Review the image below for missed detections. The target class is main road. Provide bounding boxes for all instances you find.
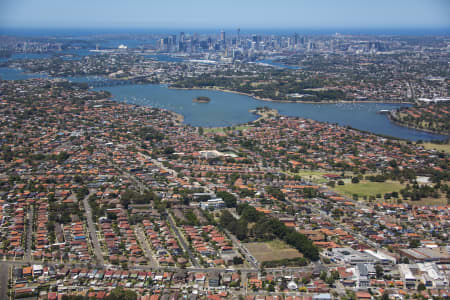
[224,229,259,269]
[82,192,105,267]
[0,263,9,300]
[287,181,380,250]
[25,206,34,261]
[167,214,200,268]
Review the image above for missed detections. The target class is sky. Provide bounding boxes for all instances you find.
[0,0,449,30]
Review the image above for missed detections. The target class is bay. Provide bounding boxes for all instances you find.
[97,84,446,141]
[0,65,445,141]
[0,67,49,80]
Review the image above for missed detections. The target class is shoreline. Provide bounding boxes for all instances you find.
[1,65,412,105]
[387,112,449,137]
[2,67,444,139]
[169,86,412,104]
[170,111,184,124]
[250,107,280,123]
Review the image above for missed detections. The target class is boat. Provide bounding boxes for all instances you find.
[377,109,391,114]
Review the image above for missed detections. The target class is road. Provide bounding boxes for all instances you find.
[115,153,204,269]
[167,214,200,268]
[25,206,34,262]
[82,192,105,267]
[0,263,9,300]
[134,225,159,268]
[0,257,318,275]
[285,183,380,250]
[224,229,259,269]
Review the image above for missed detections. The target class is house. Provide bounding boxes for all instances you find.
[313,294,332,300]
[356,291,372,300]
[32,264,43,277]
[195,273,206,283]
[172,271,187,284]
[209,273,220,288]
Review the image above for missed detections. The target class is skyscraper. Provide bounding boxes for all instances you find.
[179,32,186,52]
[220,30,226,42]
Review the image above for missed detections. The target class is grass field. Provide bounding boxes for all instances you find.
[204,125,251,134]
[286,169,341,184]
[245,240,303,262]
[333,180,405,198]
[403,198,448,206]
[422,143,450,154]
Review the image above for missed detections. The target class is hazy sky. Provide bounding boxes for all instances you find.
[1,0,449,29]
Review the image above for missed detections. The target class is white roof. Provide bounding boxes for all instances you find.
[399,264,415,280]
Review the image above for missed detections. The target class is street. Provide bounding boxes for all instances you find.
[0,263,9,300]
[167,214,200,268]
[82,192,105,267]
[134,225,159,268]
[25,207,34,262]
[224,229,259,269]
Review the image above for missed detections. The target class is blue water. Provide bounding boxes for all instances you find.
[58,49,100,59]
[0,53,51,62]
[143,54,184,62]
[0,66,446,141]
[95,84,446,141]
[64,75,111,83]
[0,51,98,63]
[0,67,49,80]
[256,59,300,70]
[99,39,157,49]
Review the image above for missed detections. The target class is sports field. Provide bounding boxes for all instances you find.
[245,240,303,262]
[333,180,404,198]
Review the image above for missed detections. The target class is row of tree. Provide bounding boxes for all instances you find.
[220,204,319,261]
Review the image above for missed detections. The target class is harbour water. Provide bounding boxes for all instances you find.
[0,66,446,141]
[98,84,446,141]
[256,59,300,70]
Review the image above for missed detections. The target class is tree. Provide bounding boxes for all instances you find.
[351,177,360,184]
[375,264,384,279]
[62,296,86,300]
[216,191,237,208]
[417,282,426,291]
[105,287,137,300]
[409,239,421,248]
[233,256,244,265]
[57,151,70,163]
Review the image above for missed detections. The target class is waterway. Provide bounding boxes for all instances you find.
[256,59,300,70]
[97,84,446,141]
[0,66,446,141]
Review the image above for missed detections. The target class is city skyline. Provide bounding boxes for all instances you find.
[1,0,449,30]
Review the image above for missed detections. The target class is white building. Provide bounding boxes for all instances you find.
[200,198,225,210]
[417,263,448,288]
[364,249,397,264]
[399,264,416,289]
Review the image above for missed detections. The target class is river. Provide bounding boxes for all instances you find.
[0,66,446,141]
[97,84,445,141]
